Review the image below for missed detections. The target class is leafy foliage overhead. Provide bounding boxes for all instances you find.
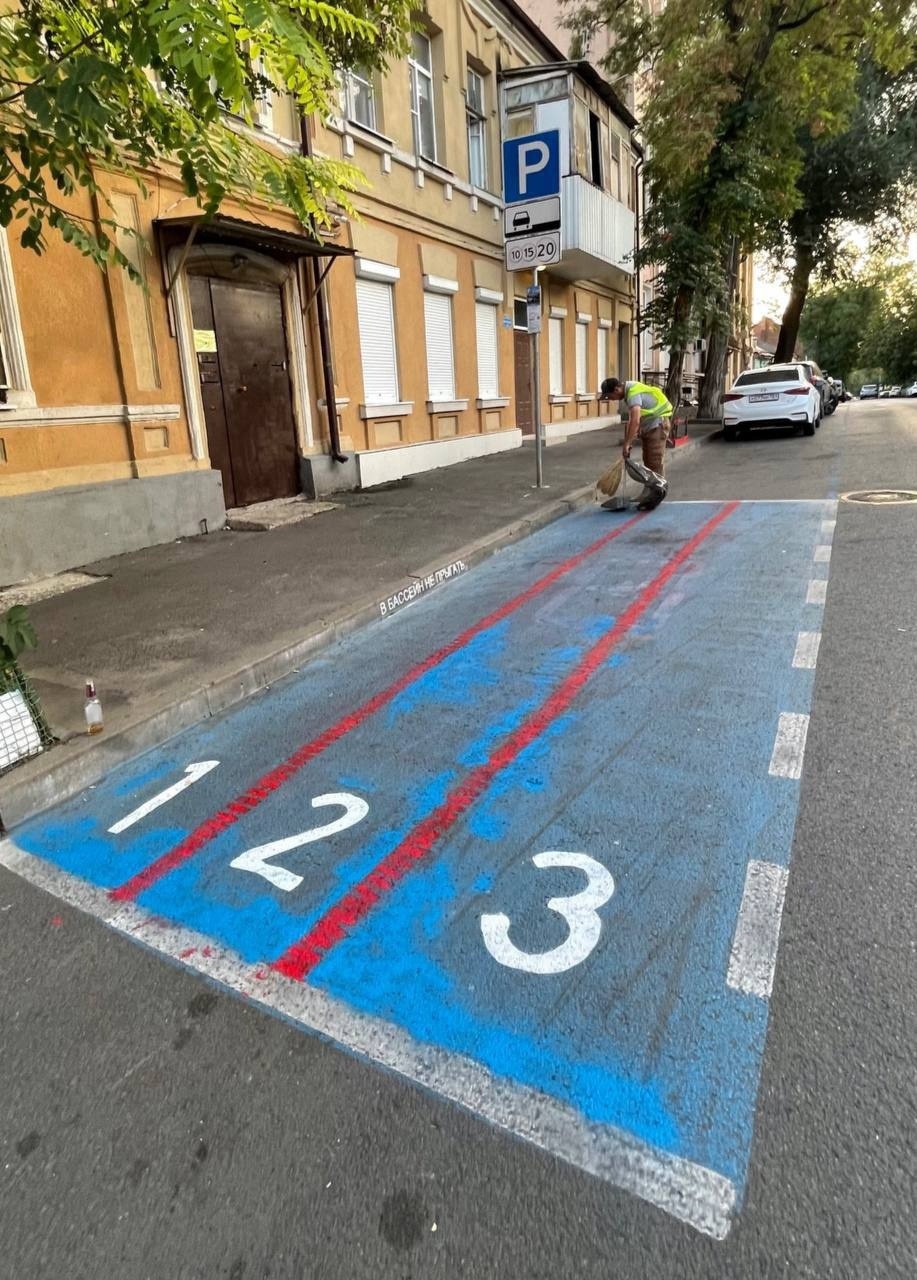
[0,0,413,274]
[565,0,916,386]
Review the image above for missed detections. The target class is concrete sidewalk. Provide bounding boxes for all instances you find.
[0,425,717,827]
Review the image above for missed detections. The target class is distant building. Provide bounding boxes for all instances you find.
[752,316,803,367]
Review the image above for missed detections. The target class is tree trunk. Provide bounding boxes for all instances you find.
[774,244,815,363]
[698,239,740,419]
[699,325,729,418]
[664,284,694,404]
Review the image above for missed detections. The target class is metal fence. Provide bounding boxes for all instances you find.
[0,661,54,775]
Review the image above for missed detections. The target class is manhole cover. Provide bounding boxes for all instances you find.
[841,489,917,505]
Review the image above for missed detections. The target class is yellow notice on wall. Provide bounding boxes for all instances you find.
[193,329,217,353]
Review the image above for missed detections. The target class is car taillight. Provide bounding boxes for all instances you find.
[723,392,744,401]
[785,388,810,396]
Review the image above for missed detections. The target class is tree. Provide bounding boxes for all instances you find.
[0,0,412,276]
[566,0,915,402]
[799,281,882,381]
[859,264,917,385]
[771,57,917,363]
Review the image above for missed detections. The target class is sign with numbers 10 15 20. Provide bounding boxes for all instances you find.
[505,231,560,272]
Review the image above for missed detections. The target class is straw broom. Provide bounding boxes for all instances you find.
[595,456,624,498]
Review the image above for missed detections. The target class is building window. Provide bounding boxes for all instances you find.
[549,316,564,395]
[424,290,455,402]
[575,321,589,393]
[345,67,376,130]
[475,301,499,398]
[466,68,487,189]
[409,32,437,162]
[251,55,273,131]
[588,112,602,187]
[504,107,535,140]
[641,288,653,372]
[609,134,622,202]
[356,277,399,403]
[627,160,637,212]
[597,325,609,394]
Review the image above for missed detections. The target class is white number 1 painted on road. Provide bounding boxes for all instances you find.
[230,792,369,892]
[481,852,615,974]
[108,761,220,834]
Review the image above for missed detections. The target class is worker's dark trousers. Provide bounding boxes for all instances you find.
[638,419,669,500]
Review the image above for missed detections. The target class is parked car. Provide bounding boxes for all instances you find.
[798,359,832,416]
[889,385,902,397]
[860,383,880,398]
[906,382,917,397]
[880,387,892,397]
[722,364,821,440]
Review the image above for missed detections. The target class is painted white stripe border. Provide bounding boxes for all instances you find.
[727,860,789,1000]
[0,838,737,1240]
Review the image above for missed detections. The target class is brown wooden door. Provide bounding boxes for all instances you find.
[513,330,533,434]
[189,275,299,508]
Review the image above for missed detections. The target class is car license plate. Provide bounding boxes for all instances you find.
[749,393,779,402]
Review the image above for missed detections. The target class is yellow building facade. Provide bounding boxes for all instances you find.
[0,0,641,583]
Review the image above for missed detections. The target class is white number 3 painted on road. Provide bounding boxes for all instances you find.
[230,792,369,892]
[480,852,615,975]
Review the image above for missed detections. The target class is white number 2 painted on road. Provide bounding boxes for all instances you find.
[480,852,615,975]
[229,792,369,892]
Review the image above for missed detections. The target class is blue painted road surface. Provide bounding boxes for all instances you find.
[3,499,836,1237]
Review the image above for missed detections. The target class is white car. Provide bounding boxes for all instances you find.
[722,364,821,440]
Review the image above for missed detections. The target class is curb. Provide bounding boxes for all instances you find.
[0,431,712,830]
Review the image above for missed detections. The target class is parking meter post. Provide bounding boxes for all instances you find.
[526,278,545,489]
[533,330,544,488]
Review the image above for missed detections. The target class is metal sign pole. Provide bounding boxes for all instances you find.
[527,275,545,488]
[533,329,544,489]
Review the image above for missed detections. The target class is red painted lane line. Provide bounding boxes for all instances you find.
[273,501,740,981]
[111,512,645,903]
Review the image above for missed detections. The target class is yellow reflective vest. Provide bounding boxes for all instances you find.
[625,381,673,419]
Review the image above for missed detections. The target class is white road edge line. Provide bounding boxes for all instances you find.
[813,545,832,563]
[792,631,821,670]
[768,712,810,780]
[727,860,789,1000]
[0,837,737,1240]
[820,518,836,534]
[806,579,828,605]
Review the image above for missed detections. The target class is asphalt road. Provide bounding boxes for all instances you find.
[2,399,916,1279]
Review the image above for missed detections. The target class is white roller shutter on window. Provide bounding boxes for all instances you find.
[424,290,456,401]
[576,322,588,393]
[597,326,609,393]
[475,302,499,398]
[356,278,399,403]
[549,316,564,395]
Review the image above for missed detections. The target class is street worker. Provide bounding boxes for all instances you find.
[599,376,672,510]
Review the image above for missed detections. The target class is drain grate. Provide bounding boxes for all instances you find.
[841,489,917,505]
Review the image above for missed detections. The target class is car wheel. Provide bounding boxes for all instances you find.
[803,420,816,436]
[723,426,738,442]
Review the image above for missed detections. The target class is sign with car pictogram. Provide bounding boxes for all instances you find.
[502,196,561,238]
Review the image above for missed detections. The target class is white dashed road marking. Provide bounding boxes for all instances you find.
[727,860,790,999]
[792,631,821,670]
[768,712,810,780]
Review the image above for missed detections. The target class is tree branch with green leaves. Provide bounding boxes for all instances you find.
[0,0,413,277]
